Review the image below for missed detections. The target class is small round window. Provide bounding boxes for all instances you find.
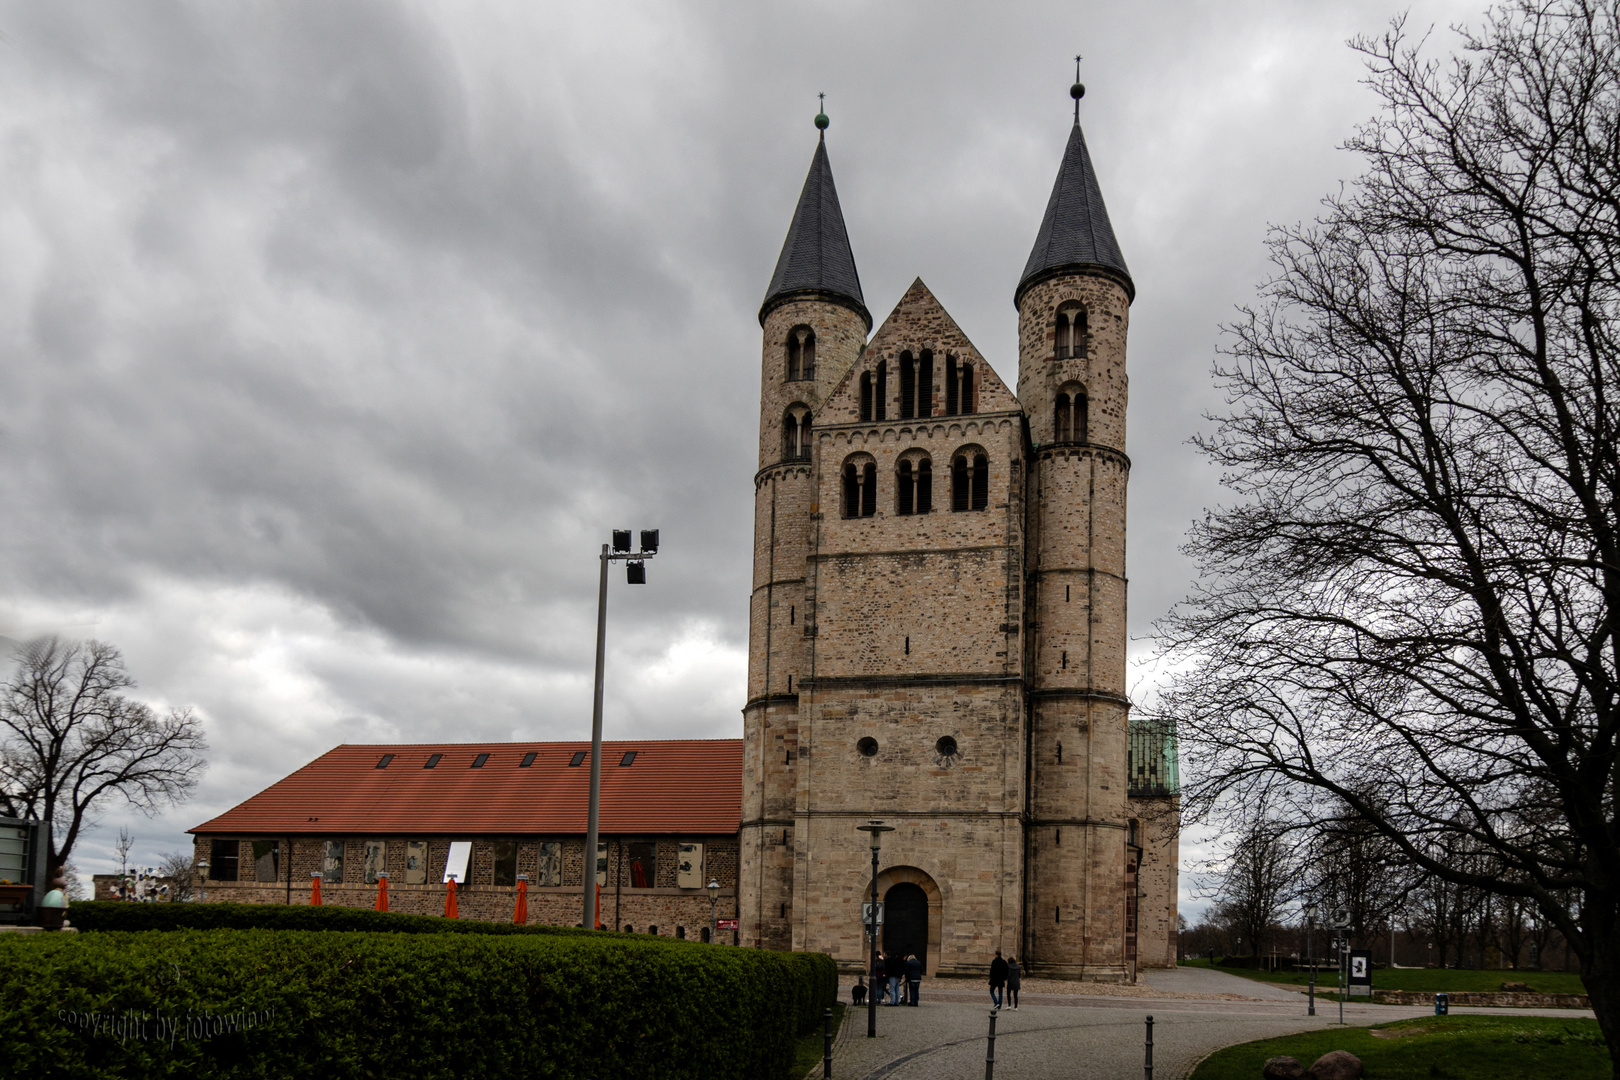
[857,737,879,757]
[935,736,958,758]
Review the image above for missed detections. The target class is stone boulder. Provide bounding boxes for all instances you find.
[1308,1050,1363,1079]
[1262,1057,1306,1079]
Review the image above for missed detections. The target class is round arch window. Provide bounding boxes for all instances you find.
[935,736,958,758]
[857,737,879,757]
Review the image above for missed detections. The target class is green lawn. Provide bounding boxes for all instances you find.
[1180,957,1587,996]
[793,1002,843,1077]
[1190,1015,1612,1080]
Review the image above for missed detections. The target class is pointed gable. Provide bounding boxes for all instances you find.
[760,136,871,329]
[1016,121,1133,305]
[821,278,1019,424]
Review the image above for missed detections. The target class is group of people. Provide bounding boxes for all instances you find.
[848,948,1024,1011]
[988,948,1022,1009]
[852,950,923,1006]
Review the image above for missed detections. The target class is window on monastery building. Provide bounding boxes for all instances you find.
[842,458,877,518]
[424,753,441,769]
[625,924,635,933]
[208,838,239,882]
[471,753,489,768]
[897,457,933,515]
[899,350,934,420]
[252,840,279,883]
[405,841,428,885]
[860,371,873,421]
[363,841,386,885]
[627,841,656,888]
[375,753,393,769]
[951,451,989,511]
[569,751,586,766]
[857,737,879,757]
[520,751,537,767]
[945,357,975,416]
[620,750,638,766]
[323,841,344,884]
[596,842,609,887]
[782,407,812,462]
[493,841,518,887]
[875,361,888,421]
[1054,306,1087,359]
[786,326,816,381]
[676,925,686,939]
[702,926,712,942]
[1054,385,1088,443]
[677,842,705,889]
[536,841,562,887]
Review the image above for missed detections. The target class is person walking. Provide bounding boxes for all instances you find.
[874,952,888,1005]
[989,948,1008,1009]
[905,953,922,1005]
[887,949,903,1007]
[1006,955,1022,1010]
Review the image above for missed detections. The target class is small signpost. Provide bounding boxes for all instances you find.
[716,918,739,931]
[861,901,885,936]
[1349,949,1372,999]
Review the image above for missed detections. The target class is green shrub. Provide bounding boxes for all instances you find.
[0,928,839,1080]
[67,900,598,937]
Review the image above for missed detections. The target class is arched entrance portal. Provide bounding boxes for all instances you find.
[883,882,929,974]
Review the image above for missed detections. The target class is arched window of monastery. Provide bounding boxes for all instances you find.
[1054,381,1087,443]
[859,372,874,422]
[917,350,933,418]
[899,351,915,419]
[896,452,933,516]
[951,447,989,512]
[1054,304,1087,360]
[875,360,888,421]
[786,326,816,381]
[782,405,812,461]
[943,358,974,416]
[842,454,878,519]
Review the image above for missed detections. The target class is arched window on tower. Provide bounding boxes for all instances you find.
[951,449,989,512]
[875,360,888,421]
[1054,306,1087,360]
[899,352,915,419]
[842,455,877,519]
[860,372,874,422]
[917,350,933,418]
[1054,383,1087,443]
[786,327,816,381]
[1054,312,1070,359]
[782,406,812,461]
[896,453,933,516]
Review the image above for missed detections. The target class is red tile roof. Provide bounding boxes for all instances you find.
[190,739,742,836]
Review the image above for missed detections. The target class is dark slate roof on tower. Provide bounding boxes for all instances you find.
[1017,121,1133,304]
[760,135,870,328]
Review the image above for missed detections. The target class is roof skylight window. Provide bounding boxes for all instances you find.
[424,754,442,769]
[376,754,394,769]
[619,751,638,766]
[471,753,490,768]
[569,751,586,767]
[520,752,537,768]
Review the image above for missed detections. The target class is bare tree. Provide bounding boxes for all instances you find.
[1155,2,1620,1062]
[1214,817,1296,958]
[114,826,134,885]
[0,637,207,876]
[156,850,197,902]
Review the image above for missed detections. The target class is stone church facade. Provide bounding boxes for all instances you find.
[740,100,1179,980]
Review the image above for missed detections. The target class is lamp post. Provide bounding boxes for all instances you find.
[856,819,893,1039]
[196,859,209,903]
[1304,902,1318,1016]
[581,528,660,930]
[707,878,720,944]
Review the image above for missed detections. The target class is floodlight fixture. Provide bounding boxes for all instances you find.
[612,530,632,552]
[640,529,660,553]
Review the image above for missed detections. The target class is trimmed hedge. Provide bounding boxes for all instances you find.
[67,900,598,937]
[1,928,838,1080]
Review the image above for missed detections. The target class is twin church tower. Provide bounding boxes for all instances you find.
[739,92,1178,979]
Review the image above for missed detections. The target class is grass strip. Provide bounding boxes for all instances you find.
[1179,958,1587,996]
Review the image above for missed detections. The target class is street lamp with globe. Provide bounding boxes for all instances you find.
[707,878,720,944]
[855,819,893,1038]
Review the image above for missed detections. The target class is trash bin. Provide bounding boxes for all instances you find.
[1434,993,1449,1015]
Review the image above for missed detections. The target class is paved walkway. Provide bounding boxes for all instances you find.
[824,976,1595,1080]
[1139,964,1305,1001]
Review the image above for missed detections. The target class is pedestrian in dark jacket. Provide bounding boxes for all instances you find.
[1006,956,1022,1009]
[905,953,923,1005]
[989,948,1009,1009]
[874,953,888,1004]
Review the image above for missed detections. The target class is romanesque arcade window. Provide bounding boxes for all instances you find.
[1054,384,1088,443]
[842,455,877,518]
[896,455,933,515]
[786,326,816,381]
[951,450,989,511]
[859,363,890,423]
[945,356,975,416]
[1054,305,1087,359]
[782,405,812,461]
[899,350,933,420]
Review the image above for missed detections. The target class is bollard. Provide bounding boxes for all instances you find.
[1144,1014,1154,1080]
[984,1007,997,1080]
[823,1007,833,1077]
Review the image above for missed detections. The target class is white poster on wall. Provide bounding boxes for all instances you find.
[443,841,472,884]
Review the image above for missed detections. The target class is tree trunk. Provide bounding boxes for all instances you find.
[1579,933,1620,1080]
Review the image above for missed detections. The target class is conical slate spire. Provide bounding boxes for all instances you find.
[1016,121,1133,305]
[760,135,870,328]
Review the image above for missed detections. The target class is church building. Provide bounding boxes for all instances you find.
[739,90,1179,980]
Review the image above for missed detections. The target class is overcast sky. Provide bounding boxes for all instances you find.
[0,1,1483,908]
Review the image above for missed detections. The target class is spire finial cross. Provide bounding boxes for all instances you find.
[1071,54,1086,123]
[814,92,829,135]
